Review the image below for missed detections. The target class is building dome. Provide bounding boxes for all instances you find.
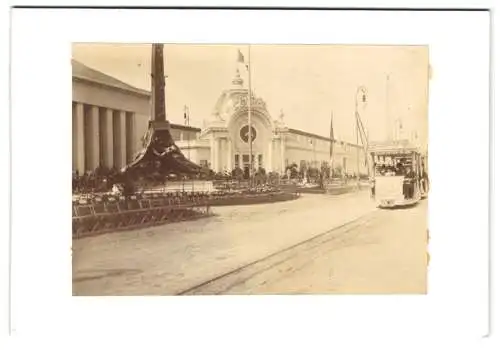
[232,69,244,87]
[207,68,272,129]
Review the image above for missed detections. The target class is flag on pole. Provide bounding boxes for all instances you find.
[237,49,245,63]
[237,49,249,70]
[184,105,189,126]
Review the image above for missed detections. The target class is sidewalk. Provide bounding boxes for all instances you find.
[73,191,378,295]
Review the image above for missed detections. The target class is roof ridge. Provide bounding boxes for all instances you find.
[72,59,150,96]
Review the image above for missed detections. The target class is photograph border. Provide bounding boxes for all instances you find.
[4,4,493,349]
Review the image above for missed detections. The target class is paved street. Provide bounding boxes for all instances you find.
[72,191,427,295]
[204,199,428,295]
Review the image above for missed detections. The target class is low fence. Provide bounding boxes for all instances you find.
[145,180,215,193]
[72,178,374,239]
[73,195,212,239]
[72,180,215,200]
[72,186,302,238]
[208,191,300,206]
[74,178,375,238]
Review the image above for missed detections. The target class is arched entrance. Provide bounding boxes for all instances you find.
[228,109,273,176]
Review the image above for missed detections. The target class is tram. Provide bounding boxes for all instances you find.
[369,141,428,209]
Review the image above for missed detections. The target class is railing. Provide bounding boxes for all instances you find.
[144,180,215,193]
[72,194,212,239]
[73,196,209,219]
[75,190,213,208]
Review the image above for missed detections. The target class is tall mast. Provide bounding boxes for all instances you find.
[355,88,360,181]
[247,45,253,184]
[330,111,335,178]
[119,43,204,179]
[356,122,360,179]
[355,86,369,180]
[385,73,391,141]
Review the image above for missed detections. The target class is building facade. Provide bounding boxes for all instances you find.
[72,61,366,176]
[175,70,366,176]
[72,60,151,175]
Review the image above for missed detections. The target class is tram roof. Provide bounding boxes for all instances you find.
[369,139,421,155]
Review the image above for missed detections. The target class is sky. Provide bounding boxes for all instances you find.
[72,43,429,147]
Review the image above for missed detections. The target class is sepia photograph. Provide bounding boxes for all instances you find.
[8,4,492,344]
[71,43,430,296]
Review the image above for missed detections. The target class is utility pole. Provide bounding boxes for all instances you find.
[385,73,391,141]
[247,45,253,187]
[355,86,367,184]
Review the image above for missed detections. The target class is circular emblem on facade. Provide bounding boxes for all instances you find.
[240,125,257,143]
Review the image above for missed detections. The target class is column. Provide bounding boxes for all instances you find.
[89,105,100,170]
[213,138,220,173]
[210,136,215,170]
[267,140,273,172]
[280,136,286,174]
[118,110,127,169]
[103,109,114,168]
[226,138,232,171]
[126,112,137,162]
[74,103,85,175]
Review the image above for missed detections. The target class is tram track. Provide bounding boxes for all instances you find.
[176,208,380,295]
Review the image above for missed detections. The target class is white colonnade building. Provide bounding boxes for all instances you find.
[72,61,366,176]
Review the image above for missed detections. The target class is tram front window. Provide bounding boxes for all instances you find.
[375,164,397,176]
[375,157,409,176]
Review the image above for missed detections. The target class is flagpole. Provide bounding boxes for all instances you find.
[356,120,360,182]
[247,45,253,186]
[330,111,335,179]
[385,73,391,141]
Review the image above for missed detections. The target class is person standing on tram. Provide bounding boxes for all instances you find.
[403,166,417,199]
[422,169,429,193]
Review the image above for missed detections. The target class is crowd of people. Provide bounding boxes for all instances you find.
[72,166,121,194]
[72,162,363,199]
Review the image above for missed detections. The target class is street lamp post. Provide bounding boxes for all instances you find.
[184,105,194,192]
[385,73,391,141]
[355,85,368,185]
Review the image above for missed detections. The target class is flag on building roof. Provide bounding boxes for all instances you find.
[183,105,189,126]
[237,50,245,63]
[237,49,249,70]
